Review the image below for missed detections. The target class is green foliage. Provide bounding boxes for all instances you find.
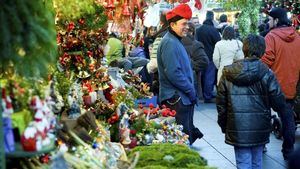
[0,0,57,78]
[56,4,107,31]
[1,76,48,111]
[110,121,120,142]
[127,86,144,99]
[51,69,72,105]
[237,1,260,39]
[221,0,248,10]
[131,116,147,134]
[81,5,107,30]
[220,0,260,39]
[53,0,95,20]
[128,143,214,169]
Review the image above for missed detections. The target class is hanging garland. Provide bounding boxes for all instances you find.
[0,0,57,78]
[221,0,260,39]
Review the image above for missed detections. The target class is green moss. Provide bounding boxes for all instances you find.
[128,143,215,169]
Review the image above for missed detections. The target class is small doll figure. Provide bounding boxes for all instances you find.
[67,89,81,119]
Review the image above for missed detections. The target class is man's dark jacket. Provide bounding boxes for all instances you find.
[195,20,221,61]
[181,34,209,73]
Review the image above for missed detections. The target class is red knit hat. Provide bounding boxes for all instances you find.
[166,4,192,21]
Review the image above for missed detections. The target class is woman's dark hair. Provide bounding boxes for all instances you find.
[219,14,227,23]
[160,11,168,26]
[187,22,195,35]
[242,34,266,58]
[222,26,235,40]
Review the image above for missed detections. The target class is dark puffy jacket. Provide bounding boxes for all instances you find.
[182,34,209,73]
[216,58,286,147]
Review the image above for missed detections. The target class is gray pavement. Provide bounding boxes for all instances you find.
[192,102,300,169]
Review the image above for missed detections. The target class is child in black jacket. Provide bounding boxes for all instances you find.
[216,34,288,169]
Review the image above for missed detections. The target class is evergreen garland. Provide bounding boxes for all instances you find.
[221,0,260,39]
[0,0,57,78]
[128,143,209,169]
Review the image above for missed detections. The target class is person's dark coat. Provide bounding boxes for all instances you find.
[195,20,221,61]
[216,58,286,147]
[182,34,209,73]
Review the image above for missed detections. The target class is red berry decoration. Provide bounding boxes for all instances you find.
[149,103,154,109]
[169,110,176,117]
[143,109,149,115]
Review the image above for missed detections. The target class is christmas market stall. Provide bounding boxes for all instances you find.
[0,1,213,169]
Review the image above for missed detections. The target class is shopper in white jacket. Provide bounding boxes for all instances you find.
[213,26,244,84]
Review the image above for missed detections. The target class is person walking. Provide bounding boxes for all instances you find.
[181,22,209,100]
[157,4,203,145]
[196,11,221,103]
[213,26,244,85]
[216,34,287,169]
[261,7,300,160]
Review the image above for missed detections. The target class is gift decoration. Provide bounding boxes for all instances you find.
[21,96,56,151]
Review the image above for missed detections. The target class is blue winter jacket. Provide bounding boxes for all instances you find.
[157,31,195,105]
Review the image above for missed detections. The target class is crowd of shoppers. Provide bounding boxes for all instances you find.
[104,4,300,168]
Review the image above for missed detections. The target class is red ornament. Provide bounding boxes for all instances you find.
[162,110,169,117]
[130,129,137,135]
[40,154,50,164]
[21,135,37,151]
[194,0,202,10]
[129,137,138,149]
[143,109,149,115]
[78,18,85,25]
[122,1,131,16]
[149,103,154,109]
[67,22,75,32]
[169,110,176,117]
[106,0,115,9]
[82,95,92,107]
